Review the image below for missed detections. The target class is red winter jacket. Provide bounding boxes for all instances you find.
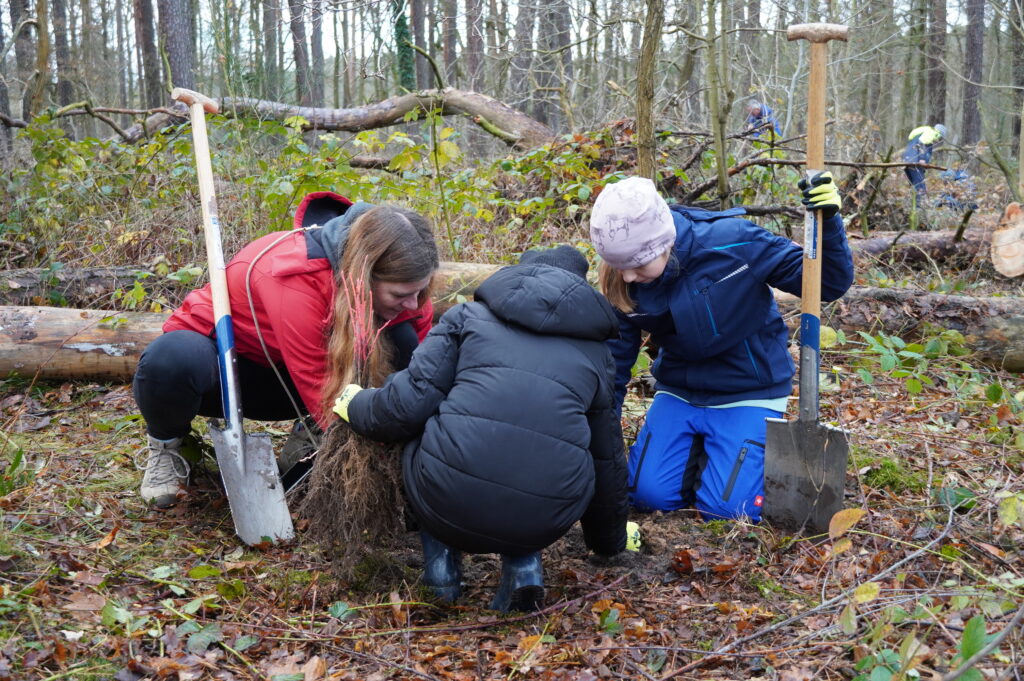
[164,194,433,426]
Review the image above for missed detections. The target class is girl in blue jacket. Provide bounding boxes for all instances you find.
[589,176,854,523]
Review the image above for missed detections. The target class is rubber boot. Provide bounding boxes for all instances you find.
[490,552,544,613]
[420,531,463,602]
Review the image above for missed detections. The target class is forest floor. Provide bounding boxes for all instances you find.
[1,258,1023,681]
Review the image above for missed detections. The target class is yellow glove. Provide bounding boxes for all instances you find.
[332,384,364,422]
[798,171,842,219]
[625,521,642,552]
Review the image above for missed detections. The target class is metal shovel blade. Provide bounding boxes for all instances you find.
[209,422,295,545]
[763,417,849,535]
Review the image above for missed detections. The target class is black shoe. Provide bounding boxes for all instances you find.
[279,419,320,490]
[420,531,463,602]
[490,552,544,612]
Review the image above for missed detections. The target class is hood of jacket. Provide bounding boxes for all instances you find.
[474,264,619,341]
[303,200,375,272]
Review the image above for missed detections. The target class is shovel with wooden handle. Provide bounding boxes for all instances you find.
[172,88,294,545]
[763,24,850,535]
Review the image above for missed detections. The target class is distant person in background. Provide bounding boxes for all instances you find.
[902,123,948,201]
[745,100,781,138]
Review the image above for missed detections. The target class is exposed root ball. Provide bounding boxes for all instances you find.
[298,420,406,580]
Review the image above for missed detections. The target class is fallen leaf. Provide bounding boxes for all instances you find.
[64,591,105,611]
[829,508,866,539]
[90,524,120,550]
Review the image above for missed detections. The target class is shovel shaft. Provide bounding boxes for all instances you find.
[178,94,245,470]
[798,40,829,423]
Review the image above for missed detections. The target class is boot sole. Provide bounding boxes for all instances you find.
[508,585,544,613]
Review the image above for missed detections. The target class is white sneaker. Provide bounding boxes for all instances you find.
[138,436,190,508]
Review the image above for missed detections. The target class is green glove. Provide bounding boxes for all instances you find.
[625,521,642,552]
[798,171,842,219]
[332,384,364,422]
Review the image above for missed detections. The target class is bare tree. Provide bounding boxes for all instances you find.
[637,0,664,179]
[287,0,311,104]
[411,0,431,88]
[262,0,280,99]
[466,0,484,91]
[926,0,947,125]
[962,0,984,145]
[51,0,74,117]
[508,0,536,111]
[0,19,10,155]
[310,0,325,105]
[134,0,163,107]
[157,0,196,90]
[443,0,458,84]
[25,0,51,118]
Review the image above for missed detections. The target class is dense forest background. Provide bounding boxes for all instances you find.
[0,0,1021,173]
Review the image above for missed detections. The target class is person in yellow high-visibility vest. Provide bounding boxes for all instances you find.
[902,123,948,200]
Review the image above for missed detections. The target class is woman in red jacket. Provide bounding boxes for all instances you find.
[132,193,439,507]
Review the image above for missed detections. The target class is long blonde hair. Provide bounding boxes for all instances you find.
[321,206,438,416]
[598,261,635,313]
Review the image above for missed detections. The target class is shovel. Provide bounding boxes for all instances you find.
[172,88,294,545]
[763,24,850,536]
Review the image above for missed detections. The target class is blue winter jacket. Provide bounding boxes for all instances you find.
[608,205,854,411]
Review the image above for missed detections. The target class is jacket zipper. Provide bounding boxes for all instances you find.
[696,265,749,338]
[744,339,761,382]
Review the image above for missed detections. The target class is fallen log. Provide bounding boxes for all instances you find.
[3,278,1023,382]
[95,89,557,150]
[0,261,499,382]
[0,219,1004,308]
[848,225,993,267]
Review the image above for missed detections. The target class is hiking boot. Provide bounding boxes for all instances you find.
[420,531,463,602]
[490,552,544,613]
[138,436,190,508]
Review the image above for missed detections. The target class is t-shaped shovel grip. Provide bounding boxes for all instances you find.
[787,23,848,422]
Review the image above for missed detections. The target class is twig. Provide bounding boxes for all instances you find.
[407,42,446,90]
[658,509,958,680]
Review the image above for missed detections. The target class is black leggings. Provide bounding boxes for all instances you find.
[133,330,304,439]
[133,323,420,440]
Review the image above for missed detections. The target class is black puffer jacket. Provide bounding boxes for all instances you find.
[347,263,629,556]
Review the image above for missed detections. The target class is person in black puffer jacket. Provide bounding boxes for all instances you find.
[332,246,629,612]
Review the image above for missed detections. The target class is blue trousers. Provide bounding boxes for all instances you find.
[627,393,781,522]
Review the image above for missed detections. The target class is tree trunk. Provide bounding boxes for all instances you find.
[10,0,35,120]
[465,0,484,92]
[310,0,325,106]
[1013,0,1024,149]
[393,0,416,92]
[442,0,458,85]
[6,282,1024,382]
[157,0,195,90]
[705,0,731,208]
[636,0,664,180]
[926,0,947,126]
[507,0,535,112]
[262,0,279,100]
[25,0,50,118]
[961,0,984,146]
[409,0,427,89]
[287,0,310,105]
[0,16,11,156]
[52,0,74,113]
[134,0,162,108]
